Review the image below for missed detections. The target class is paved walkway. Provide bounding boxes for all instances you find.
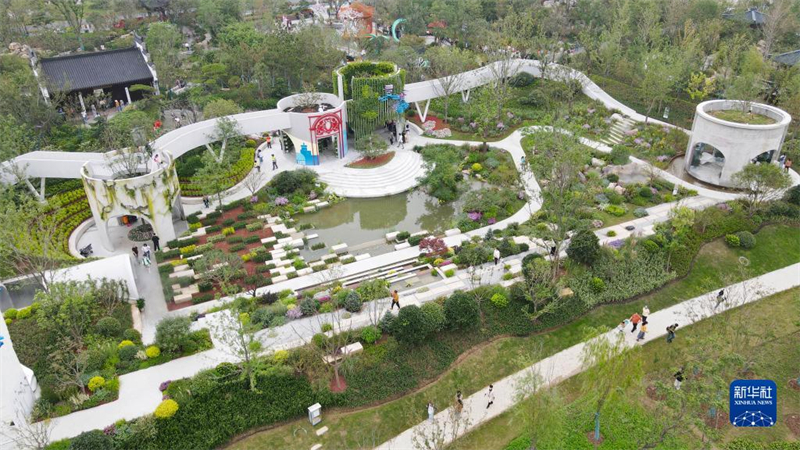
[376,263,800,450]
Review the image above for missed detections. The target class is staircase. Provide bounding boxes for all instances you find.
[600,116,637,146]
[317,151,425,198]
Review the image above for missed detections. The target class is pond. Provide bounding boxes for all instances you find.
[294,182,481,260]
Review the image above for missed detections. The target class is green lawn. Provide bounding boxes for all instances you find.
[709,109,776,125]
[226,225,799,449]
[449,287,800,450]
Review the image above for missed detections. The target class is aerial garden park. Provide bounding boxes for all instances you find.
[1,2,800,450]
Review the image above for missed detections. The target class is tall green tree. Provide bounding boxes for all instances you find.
[51,0,86,50]
[145,22,183,89]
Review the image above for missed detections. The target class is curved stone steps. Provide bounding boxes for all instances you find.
[317,151,425,197]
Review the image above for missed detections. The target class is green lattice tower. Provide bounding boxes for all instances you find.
[333,62,406,143]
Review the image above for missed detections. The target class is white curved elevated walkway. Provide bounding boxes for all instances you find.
[315,151,424,197]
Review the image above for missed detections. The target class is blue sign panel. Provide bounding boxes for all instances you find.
[730,379,777,427]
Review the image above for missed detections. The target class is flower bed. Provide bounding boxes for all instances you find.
[3,278,211,421]
[617,123,689,168]
[178,148,255,197]
[345,151,396,169]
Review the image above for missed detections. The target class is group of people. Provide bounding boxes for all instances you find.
[617,305,680,345]
[426,384,496,423]
[254,148,279,173]
[131,234,161,272]
[385,120,409,149]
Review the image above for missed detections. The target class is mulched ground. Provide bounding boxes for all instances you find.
[345,151,395,169]
[786,413,800,437]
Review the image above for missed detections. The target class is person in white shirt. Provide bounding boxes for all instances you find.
[493,248,501,265]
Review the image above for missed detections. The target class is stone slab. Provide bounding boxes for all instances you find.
[315,426,328,437]
[354,253,371,261]
[169,269,194,278]
[385,231,399,241]
[173,292,193,303]
[271,275,288,283]
[303,206,316,213]
[331,243,348,254]
[321,253,338,262]
[172,264,189,272]
[394,242,411,250]
[310,261,326,268]
[306,233,319,240]
[261,236,277,245]
[316,201,329,208]
[297,268,313,276]
[444,228,461,237]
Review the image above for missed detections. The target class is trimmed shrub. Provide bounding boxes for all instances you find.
[566,230,601,265]
[633,207,649,218]
[379,310,395,333]
[343,291,362,313]
[604,204,626,216]
[299,298,320,316]
[360,325,381,344]
[590,277,606,292]
[145,346,161,358]
[735,231,756,249]
[154,399,179,419]
[444,292,479,329]
[123,328,142,343]
[420,302,446,333]
[95,316,121,337]
[272,350,289,364]
[69,430,112,450]
[16,308,31,320]
[320,323,333,332]
[118,340,135,350]
[396,231,411,241]
[490,293,508,308]
[3,308,17,320]
[221,227,235,236]
[725,234,741,247]
[610,145,631,164]
[88,376,106,392]
[155,317,193,355]
[119,344,139,361]
[638,187,653,198]
[392,305,429,345]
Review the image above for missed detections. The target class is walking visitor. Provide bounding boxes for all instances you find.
[266,135,272,149]
[666,323,679,343]
[636,321,648,342]
[630,313,642,333]
[142,243,151,259]
[485,384,495,409]
[203,195,210,208]
[427,402,435,423]
[715,289,725,308]
[152,235,160,251]
[493,248,501,265]
[272,154,278,170]
[131,246,139,261]
[642,305,650,322]
[674,368,684,390]
[390,290,400,310]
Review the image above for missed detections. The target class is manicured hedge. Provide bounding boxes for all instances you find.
[113,370,315,450]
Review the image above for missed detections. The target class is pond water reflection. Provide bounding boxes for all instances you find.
[295,184,479,258]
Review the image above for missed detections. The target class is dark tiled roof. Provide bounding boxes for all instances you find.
[722,7,765,25]
[774,50,800,66]
[40,47,153,92]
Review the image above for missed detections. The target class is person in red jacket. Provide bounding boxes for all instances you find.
[630,313,642,333]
